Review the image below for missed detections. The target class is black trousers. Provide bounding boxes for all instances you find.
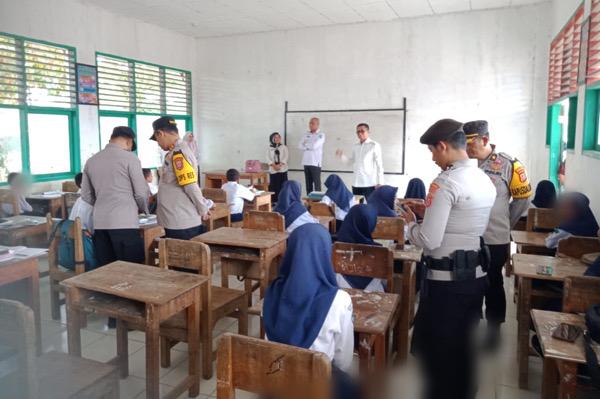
[230,213,243,223]
[269,171,288,203]
[484,243,510,325]
[412,277,486,399]
[94,229,145,267]
[303,165,321,193]
[164,224,206,240]
[352,186,375,198]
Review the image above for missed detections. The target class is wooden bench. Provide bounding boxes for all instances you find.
[372,217,405,246]
[202,188,227,203]
[526,207,559,232]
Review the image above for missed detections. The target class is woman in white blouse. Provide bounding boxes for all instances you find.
[267,132,289,203]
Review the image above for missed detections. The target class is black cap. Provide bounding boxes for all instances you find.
[110,126,137,152]
[150,116,178,141]
[420,119,464,145]
[463,120,489,143]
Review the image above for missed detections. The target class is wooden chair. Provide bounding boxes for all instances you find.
[372,217,405,246]
[332,242,394,292]
[0,299,118,399]
[216,333,331,399]
[202,188,227,203]
[0,188,19,217]
[46,213,86,321]
[61,181,79,193]
[556,236,600,259]
[562,276,600,313]
[242,210,285,232]
[526,207,559,232]
[63,192,80,216]
[307,202,336,218]
[155,239,248,379]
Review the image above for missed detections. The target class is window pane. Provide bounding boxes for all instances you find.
[27,113,71,175]
[165,69,191,115]
[135,63,161,113]
[0,108,22,182]
[99,116,129,148]
[0,35,24,106]
[136,115,165,168]
[97,55,133,112]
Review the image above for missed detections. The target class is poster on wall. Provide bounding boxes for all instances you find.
[578,17,590,85]
[76,63,98,105]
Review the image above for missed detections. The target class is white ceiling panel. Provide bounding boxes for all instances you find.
[471,0,511,10]
[428,0,471,14]
[387,0,433,18]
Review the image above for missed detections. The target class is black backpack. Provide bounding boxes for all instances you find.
[584,304,600,389]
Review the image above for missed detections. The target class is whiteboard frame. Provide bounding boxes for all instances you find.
[283,98,408,175]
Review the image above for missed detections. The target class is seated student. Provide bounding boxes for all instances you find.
[68,173,94,233]
[545,192,599,248]
[264,223,359,399]
[531,179,557,209]
[143,168,158,195]
[320,174,357,231]
[366,185,398,217]
[274,180,318,233]
[404,177,426,200]
[221,168,255,223]
[335,204,385,292]
[1,172,33,216]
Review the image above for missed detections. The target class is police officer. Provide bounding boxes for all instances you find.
[401,119,496,399]
[464,120,532,350]
[150,116,214,239]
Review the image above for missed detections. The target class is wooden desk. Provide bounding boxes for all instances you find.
[193,227,287,299]
[27,194,66,218]
[0,256,41,354]
[315,215,335,234]
[204,170,269,191]
[245,191,274,212]
[532,310,600,399]
[511,230,551,252]
[62,261,208,399]
[582,252,600,265]
[207,203,231,231]
[513,254,587,389]
[344,288,400,374]
[0,215,48,246]
[138,222,164,265]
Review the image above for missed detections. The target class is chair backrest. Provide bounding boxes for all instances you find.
[556,236,600,259]
[63,192,80,215]
[331,242,394,292]
[243,211,285,232]
[202,188,227,203]
[61,181,79,193]
[0,188,19,217]
[372,217,405,244]
[46,213,85,274]
[526,208,559,232]
[216,333,331,399]
[0,299,38,399]
[562,276,600,313]
[307,202,335,218]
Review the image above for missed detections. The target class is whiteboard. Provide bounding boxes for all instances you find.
[285,109,405,174]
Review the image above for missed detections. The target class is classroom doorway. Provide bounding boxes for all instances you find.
[547,96,576,191]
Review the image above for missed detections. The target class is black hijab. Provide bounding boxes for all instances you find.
[532,180,557,209]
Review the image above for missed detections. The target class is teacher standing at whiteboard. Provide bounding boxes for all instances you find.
[335,123,384,197]
[298,117,325,194]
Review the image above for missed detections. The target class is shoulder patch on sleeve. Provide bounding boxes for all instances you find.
[425,182,440,208]
[172,150,197,186]
[510,159,532,199]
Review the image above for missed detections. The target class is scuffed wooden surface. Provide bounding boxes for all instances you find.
[512,254,586,281]
[343,288,399,335]
[511,230,550,247]
[194,227,287,249]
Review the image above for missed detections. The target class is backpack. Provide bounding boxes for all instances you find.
[584,304,600,389]
[49,219,98,272]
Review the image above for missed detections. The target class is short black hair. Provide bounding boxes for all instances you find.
[357,123,369,131]
[7,172,20,185]
[142,168,152,179]
[74,173,83,188]
[444,130,467,150]
[226,168,240,182]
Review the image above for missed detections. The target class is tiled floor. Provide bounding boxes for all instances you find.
[13,258,570,398]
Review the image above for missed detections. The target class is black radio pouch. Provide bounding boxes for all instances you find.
[453,250,477,281]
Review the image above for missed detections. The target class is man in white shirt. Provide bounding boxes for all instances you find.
[221,168,255,222]
[336,123,384,198]
[68,173,94,233]
[298,117,325,194]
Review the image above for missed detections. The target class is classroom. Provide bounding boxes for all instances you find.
[1,0,600,398]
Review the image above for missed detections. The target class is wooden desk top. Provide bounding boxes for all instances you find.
[61,261,207,305]
[391,244,422,262]
[253,191,274,198]
[343,288,399,335]
[582,252,600,265]
[531,309,600,364]
[512,253,587,281]
[511,230,550,247]
[0,215,48,230]
[205,170,267,177]
[27,193,64,200]
[193,227,287,249]
[210,203,230,217]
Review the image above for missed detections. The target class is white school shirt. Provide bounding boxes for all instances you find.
[341,138,384,187]
[320,195,357,221]
[545,229,571,249]
[221,181,255,215]
[69,197,94,233]
[335,274,385,293]
[148,182,158,195]
[1,192,32,215]
[286,211,319,234]
[267,145,289,173]
[298,131,325,167]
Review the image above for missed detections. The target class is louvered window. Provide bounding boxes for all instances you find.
[588,0,600,85]
[97,54,134,112]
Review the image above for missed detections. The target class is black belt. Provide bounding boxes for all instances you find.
[423,250,487,272]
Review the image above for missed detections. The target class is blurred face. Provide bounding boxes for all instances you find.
[557,198,577,223]
[466,135,489,159]
[428,143,450,170]
[356,126,369,143]
[309,118,320,133]
[272,134,281,144]
[154,130,170,151]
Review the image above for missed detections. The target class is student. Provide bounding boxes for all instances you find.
[1,172,33,216]
[545,192,599,248]
[335,204,384,292]
[68,173,93,233]
[367,185,398,217]
[531,179,557,209]
[263,223,358,399]
[143,168,158,195]
[320,174,356,230]
[404,178,426,200]
[221,168,255,223]
[267,132,288,202]
[274,180,318,234]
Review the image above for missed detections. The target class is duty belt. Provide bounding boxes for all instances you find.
[423,250,487,272]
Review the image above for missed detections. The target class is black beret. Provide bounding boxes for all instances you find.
[150,116,178,140]
[110,126,137,152]
[420,119,464,145]
[463,120,489,139]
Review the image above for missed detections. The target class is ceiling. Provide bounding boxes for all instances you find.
[79,0,549,38]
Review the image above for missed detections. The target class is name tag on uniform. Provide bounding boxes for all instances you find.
[172,150,197,186]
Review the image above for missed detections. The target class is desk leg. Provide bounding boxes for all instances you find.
[557,361,577,399]
[116,319,129,378]
[541,357,558,399]
[187,293,200,396]
[145,305,160,399]
[517,277,532,389]
[26,260,42,354]
[358,333,371,376]
[66,287,82,356]
[201,284,213,380]
[374,334,386,370]
[396,261,415,365]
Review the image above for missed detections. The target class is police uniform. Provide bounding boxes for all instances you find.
[464,121,532,329]
[298,130,325,193]
[151,117,213,240]
[408,119,496,399]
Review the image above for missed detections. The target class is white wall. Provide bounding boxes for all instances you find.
[195,4,552,195]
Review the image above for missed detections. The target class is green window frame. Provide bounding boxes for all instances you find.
[582,85,600,153]
[0,32,79,184]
